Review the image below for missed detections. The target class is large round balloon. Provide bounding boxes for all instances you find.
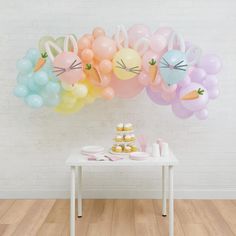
[109,75,144,98]
[53,52,83,84]
[112,48,141,80]
[159,50,188,86]
[146,86,172,105]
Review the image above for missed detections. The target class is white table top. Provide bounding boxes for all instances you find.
[66,150,178,167]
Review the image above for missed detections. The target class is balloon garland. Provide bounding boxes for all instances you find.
[14,25,221,119]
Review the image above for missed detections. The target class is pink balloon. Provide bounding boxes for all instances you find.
[109,75,144,99]
[146,86,171,105]
[138,72,150,86]
[172,100,193,119]
[150,34,167,54]
[198,54,222,74]
[202,75,218,89]
[161,91,176,102]
[102,87,114,100]
[189,67,206,83]
[208,87,220,99]
[128,24,151,48]
[53,52,83,84]
[142,50,159,72]
[195,109,208,120]
[154,27,173,39]
[178,75,191,88]
[180,83,209,111]
[92,36,116,60]
[160,82,177,94]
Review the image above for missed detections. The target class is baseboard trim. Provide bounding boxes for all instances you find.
[0,189,236,199]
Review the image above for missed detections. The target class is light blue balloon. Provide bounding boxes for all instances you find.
[16,74,29,85]
[26,48,40,64]
[16,58,33,74]
[14,85,29,97]
[27,79,40,92]
[41,59,52,72]
[159,50,188,86]
[34,71,48,86]
[26,94,43,108]
[45,82,61,94]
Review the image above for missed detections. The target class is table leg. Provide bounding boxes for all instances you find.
[70,166,76,236]
[77,166,82,217]
[162,166,167,217]
[169,165,174,236]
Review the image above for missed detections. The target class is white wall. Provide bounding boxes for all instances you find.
[0,0,236,199]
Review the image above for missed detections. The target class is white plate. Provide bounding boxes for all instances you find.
[129,152,150,161]
[81,145,104,154]
[109,150,129,157]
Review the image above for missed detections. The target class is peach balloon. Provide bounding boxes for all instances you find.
[154,27,173,39]
[81,49,94,62]
[102,87,114,100]
[92,36,116,60]
[99,60,112,74]
[77,37,91,51]
[93,27,105,38]
[53,52,83,84]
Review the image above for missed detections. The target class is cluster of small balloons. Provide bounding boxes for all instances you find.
[14,24,221,119]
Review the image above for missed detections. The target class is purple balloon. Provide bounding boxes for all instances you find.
[208,87,220,99]
[189,67,206,83]
[146,87,171,105]
[178,75,191,88]
[172,100,193,119]
[179,83,209,111]
[202,75,218,89]
[195,109,208,120]
[198,54,222,74]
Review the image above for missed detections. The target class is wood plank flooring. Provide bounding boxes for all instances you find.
[0,200,235,236]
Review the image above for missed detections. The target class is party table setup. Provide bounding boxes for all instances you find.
[13,24,222,236]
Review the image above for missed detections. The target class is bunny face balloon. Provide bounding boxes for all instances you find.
[159,50,188,86]
[45,35,83,84]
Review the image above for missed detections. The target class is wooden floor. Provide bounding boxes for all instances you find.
[0,200,235,236]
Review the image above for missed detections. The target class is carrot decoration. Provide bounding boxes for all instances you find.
[181,88,205,100]
[34,52,48,72]
[149,58,158,82]
[85,64,101,84]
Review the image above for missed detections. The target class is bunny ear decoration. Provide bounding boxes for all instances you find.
[168,31,185,52]
[45,41,63,61]
[63,35,78,54]
[186,46,202,66]
[115,25,128,49]
[134,37,150,56]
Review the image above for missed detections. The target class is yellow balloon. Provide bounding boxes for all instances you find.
[112,48,141,80]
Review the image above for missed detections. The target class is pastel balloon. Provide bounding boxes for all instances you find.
[99,60,113,74]
[92,36,116,60]
[178,75,191,87]
[113,48,141,80]
[154,27,173,39]
[198,54,222,74]
[159,50,188,86]
[189,67,206,82]
[33,71,48,86]
[46,82,61,94]
[172,100,193,119]
[14,85,28,97]
[77,36,91,51]
[202,75,218,89]
[92,27,105,38]
[195,109,208,120]
[138,72,150,86]
[26,94,43,108]
[102,87,114,100]
[142,50,159,72]
[128,24,151,47]
[27,79,40,92]
[53,52,83,84]
[146,86,171,105]
[180,83,209,111]
[17,58,33,74]
[81,49,94,62]
[26,48,40,64]
[150,34,167,54]
[61,81,76,91]
[208,87,220,99]
[72,84,88,98]
[110,75,144,99]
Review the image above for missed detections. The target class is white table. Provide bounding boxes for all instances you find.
[66,151,178,236]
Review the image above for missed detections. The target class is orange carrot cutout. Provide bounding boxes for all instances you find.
[85,64,101,84]
[34,52,48,72]
[149,58,158,82]
[181,88,205,100]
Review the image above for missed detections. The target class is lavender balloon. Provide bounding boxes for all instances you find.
[180,83,209,111]
[198,54,222,74]
[195,109,208,120]
[189,67,206,83]
[172,100,193,119]
[202,75,218,89]
[146,87,171,106]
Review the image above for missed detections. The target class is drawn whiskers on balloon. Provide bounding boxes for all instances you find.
[160,58,187,71]
[116,59,141,75]
[53,60,82,76]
